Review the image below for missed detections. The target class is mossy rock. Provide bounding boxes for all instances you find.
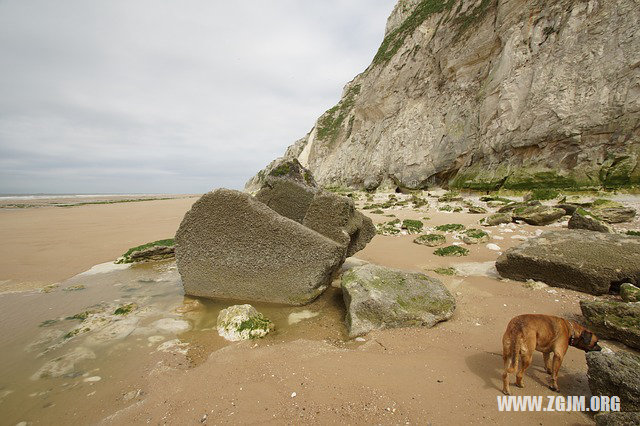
[467,205,487,214]
[434,245,469,257]
[462,229,489,244]
[434,223,465,232]
[433,267,457,276]
[413,233,446,247]
[115,239,175,264]
[480,213,512,226]
[402,219,424,234]
[341,264,455,337]
[217,304,274,342]
[580,300,640,350]
[620,283,640,302]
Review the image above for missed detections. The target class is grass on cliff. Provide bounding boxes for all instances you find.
[372,0,455,66]
[316,84,361,145]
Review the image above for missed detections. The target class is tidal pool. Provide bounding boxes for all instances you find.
[0,260,347,424]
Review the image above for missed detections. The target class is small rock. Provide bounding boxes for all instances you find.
[217,304,274,342]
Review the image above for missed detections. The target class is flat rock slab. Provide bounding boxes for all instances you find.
[175,189,344,305]
[587,350,640,412]
[580,300,640,350]
[341,264,455,337]
[496,230,640,295]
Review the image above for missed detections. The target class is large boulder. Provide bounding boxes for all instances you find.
[496,230,640,295]
[568,209,613,233]
[175,189,344,305]
[587,350,640,412]
[512,205,566,226]
[341,264,455,337]
[580,300,640,350]
[256,178,375,258]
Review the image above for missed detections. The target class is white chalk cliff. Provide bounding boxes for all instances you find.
[247,0,640,191]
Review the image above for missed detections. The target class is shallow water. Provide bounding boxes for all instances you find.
[0,260,347,424]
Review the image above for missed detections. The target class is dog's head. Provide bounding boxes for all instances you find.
[570,327,602,352]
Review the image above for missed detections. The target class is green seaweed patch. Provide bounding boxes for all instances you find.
[237,314,273,336]
[413,233,446,246]
[113,303,137,316]
[402,219,424,233]
[63,327,90,340]
[591,199,623,209]
[67,311,91,321]
[62,284,86,292]
[529,189,560,201]
[626,230,640,237]
[433,267,457,276]
[479,195,513,203]
[371,209,384,214]
[464,228,488,239]
[434,245,469,257]
[453,206,463,212]
[116,239,175,264]
[39,319,59,327]
[411,195,429,208]
[435,223,465,232]
[438,205,453,212]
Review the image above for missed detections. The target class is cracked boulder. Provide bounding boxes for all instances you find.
[175,189,345,305]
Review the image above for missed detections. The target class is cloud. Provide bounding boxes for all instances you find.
[0,0,395,194]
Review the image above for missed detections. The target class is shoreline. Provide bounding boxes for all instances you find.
[0,196,198,291]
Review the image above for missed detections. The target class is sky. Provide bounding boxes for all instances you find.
[0,0,395,194]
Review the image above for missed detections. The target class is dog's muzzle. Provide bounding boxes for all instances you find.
[589,343,602,352]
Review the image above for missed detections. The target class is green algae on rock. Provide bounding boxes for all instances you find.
[413,233,446,247]
[216,304,274,342]
[341,264,455,337]
[434,245,469,257]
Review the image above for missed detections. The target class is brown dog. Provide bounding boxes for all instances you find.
[501,314,601,395]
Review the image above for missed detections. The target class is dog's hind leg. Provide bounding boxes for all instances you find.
[502,337,519,395]
[550,352,564,391]
[543,352,553,374]
[516,351,533,388]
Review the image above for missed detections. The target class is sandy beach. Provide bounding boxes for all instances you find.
[2,190,637,425]
[0,195,198,292]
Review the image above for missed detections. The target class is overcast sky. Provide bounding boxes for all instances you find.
[0,0,395,194]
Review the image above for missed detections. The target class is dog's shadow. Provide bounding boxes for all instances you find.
[465,351,586,396]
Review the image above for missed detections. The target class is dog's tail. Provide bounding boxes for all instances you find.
[503,335,521,372]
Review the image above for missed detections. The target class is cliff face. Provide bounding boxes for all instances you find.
[247,0,640,192]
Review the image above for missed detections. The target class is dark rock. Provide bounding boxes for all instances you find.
[587,350,640,412]
[480,212,513,226]
[496,230,640,295]
[594,207,637,224]
[595,412,640,426]
[568,210,613,233]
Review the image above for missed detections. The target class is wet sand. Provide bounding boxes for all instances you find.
[0,195,198,292]
[1,190,638,424]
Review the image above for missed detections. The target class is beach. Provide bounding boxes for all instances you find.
[0,195,198,292]
[2,190,634,424]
